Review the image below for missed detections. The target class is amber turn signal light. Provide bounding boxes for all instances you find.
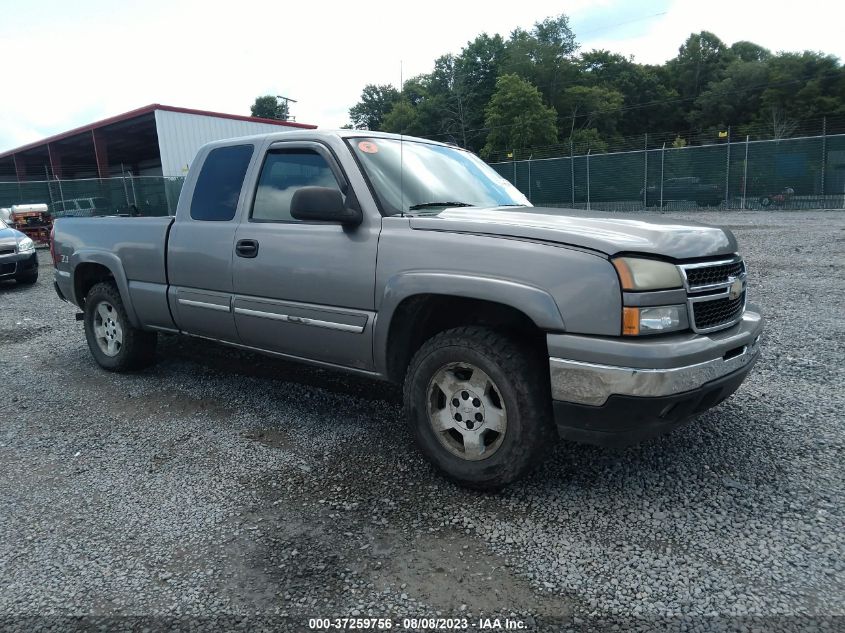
[622,307,640,336]
[613,259,636,290]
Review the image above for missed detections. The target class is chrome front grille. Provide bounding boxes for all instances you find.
[0,246,15,255]
[679,257,747,333]
[684,260,744,289]
[692,293,746,330]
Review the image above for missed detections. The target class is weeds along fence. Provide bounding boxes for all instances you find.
[490,133,845,211]
[0,176,185,216]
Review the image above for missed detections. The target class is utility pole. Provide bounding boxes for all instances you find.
[274,95,298,121]
[742,135,749,210]
[44,166,55,208]
[643,133,648,208]
[660,142,666,209]
[586,148,591,211]
[725,126,731,207]
[527,155,533,202]
[821,116,827,204]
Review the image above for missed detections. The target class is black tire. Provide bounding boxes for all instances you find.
[83,281,157,371]
[403,326,556,491]
[759,196,772,208]
[15,271,38,285]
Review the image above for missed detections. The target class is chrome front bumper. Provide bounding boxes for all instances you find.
[549,309,763,406]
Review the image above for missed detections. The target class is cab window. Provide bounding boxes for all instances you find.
[251,149,341,222]
[190,145,254,221]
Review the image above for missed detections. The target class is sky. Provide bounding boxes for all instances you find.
[0,0,842,152]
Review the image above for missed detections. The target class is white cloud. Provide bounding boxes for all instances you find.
[583,0,845,64]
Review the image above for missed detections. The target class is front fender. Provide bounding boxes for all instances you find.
[373,271,566,376]
[70,250,140,327]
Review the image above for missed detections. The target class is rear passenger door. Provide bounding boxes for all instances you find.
[167,143,255,342]
[231,141,379,371]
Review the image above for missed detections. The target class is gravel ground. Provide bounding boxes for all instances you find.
[0,210,842,632]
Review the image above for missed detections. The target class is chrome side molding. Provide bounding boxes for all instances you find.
[177,298,231,313]
[233,307,364,333]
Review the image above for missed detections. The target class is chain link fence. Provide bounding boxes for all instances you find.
[0,176,185,217]
[490,133,845,211]
[3,133,844,216]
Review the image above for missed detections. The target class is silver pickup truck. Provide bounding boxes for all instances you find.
[52,130,763,490]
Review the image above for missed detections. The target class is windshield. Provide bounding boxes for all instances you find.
[347,137,530,215]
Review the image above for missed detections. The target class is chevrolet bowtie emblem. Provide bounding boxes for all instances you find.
[728,276,744,301]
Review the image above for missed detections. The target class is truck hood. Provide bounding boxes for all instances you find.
[407,206,737,259]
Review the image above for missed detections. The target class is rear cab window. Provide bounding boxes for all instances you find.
[190,145,254,221]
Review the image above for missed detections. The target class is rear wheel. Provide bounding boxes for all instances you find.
[404,326,556,491]
[83,281,157,371]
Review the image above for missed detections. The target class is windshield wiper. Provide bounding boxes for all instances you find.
[407,201,474,210]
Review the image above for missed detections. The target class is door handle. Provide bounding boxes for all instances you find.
[236,239,259,258]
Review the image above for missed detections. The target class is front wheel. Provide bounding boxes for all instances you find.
[404,326,556,491]
[83,281,157,371]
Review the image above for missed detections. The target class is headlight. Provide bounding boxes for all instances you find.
[613,257,682,291]
[622,305,686,336]
[16,237,35,253]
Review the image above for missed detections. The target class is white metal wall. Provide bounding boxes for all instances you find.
[155,110,298,178]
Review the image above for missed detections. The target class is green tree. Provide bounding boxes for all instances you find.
[557,85,624,139]
[569,128,607,154]
[578,50,680,135]
[482,74,558,158]
[380,44,502,148]
[396,76,448,138]
[729,41,772,63]
[423,54,472,145]
[502,14,580,109]
[381,99,421,135]
[690,60,770,130]
[348,84,401,130]
[454,33,507,149]
[759,52,845,122]
[345,13,845,153]
[250,95,289,120]
[664,31,733,101]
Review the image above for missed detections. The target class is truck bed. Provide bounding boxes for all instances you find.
[54,216,174,286]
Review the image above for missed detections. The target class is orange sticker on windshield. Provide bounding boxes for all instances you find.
[358,141,379,154]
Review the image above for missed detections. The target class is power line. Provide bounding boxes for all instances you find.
[577,11,667,37]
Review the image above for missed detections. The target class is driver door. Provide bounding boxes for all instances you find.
[231,141,379,370]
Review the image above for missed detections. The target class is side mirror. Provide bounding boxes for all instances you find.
[290,187,362,226]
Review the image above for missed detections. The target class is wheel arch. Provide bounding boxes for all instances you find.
[71,251,140,327]
[376,273,564,383]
